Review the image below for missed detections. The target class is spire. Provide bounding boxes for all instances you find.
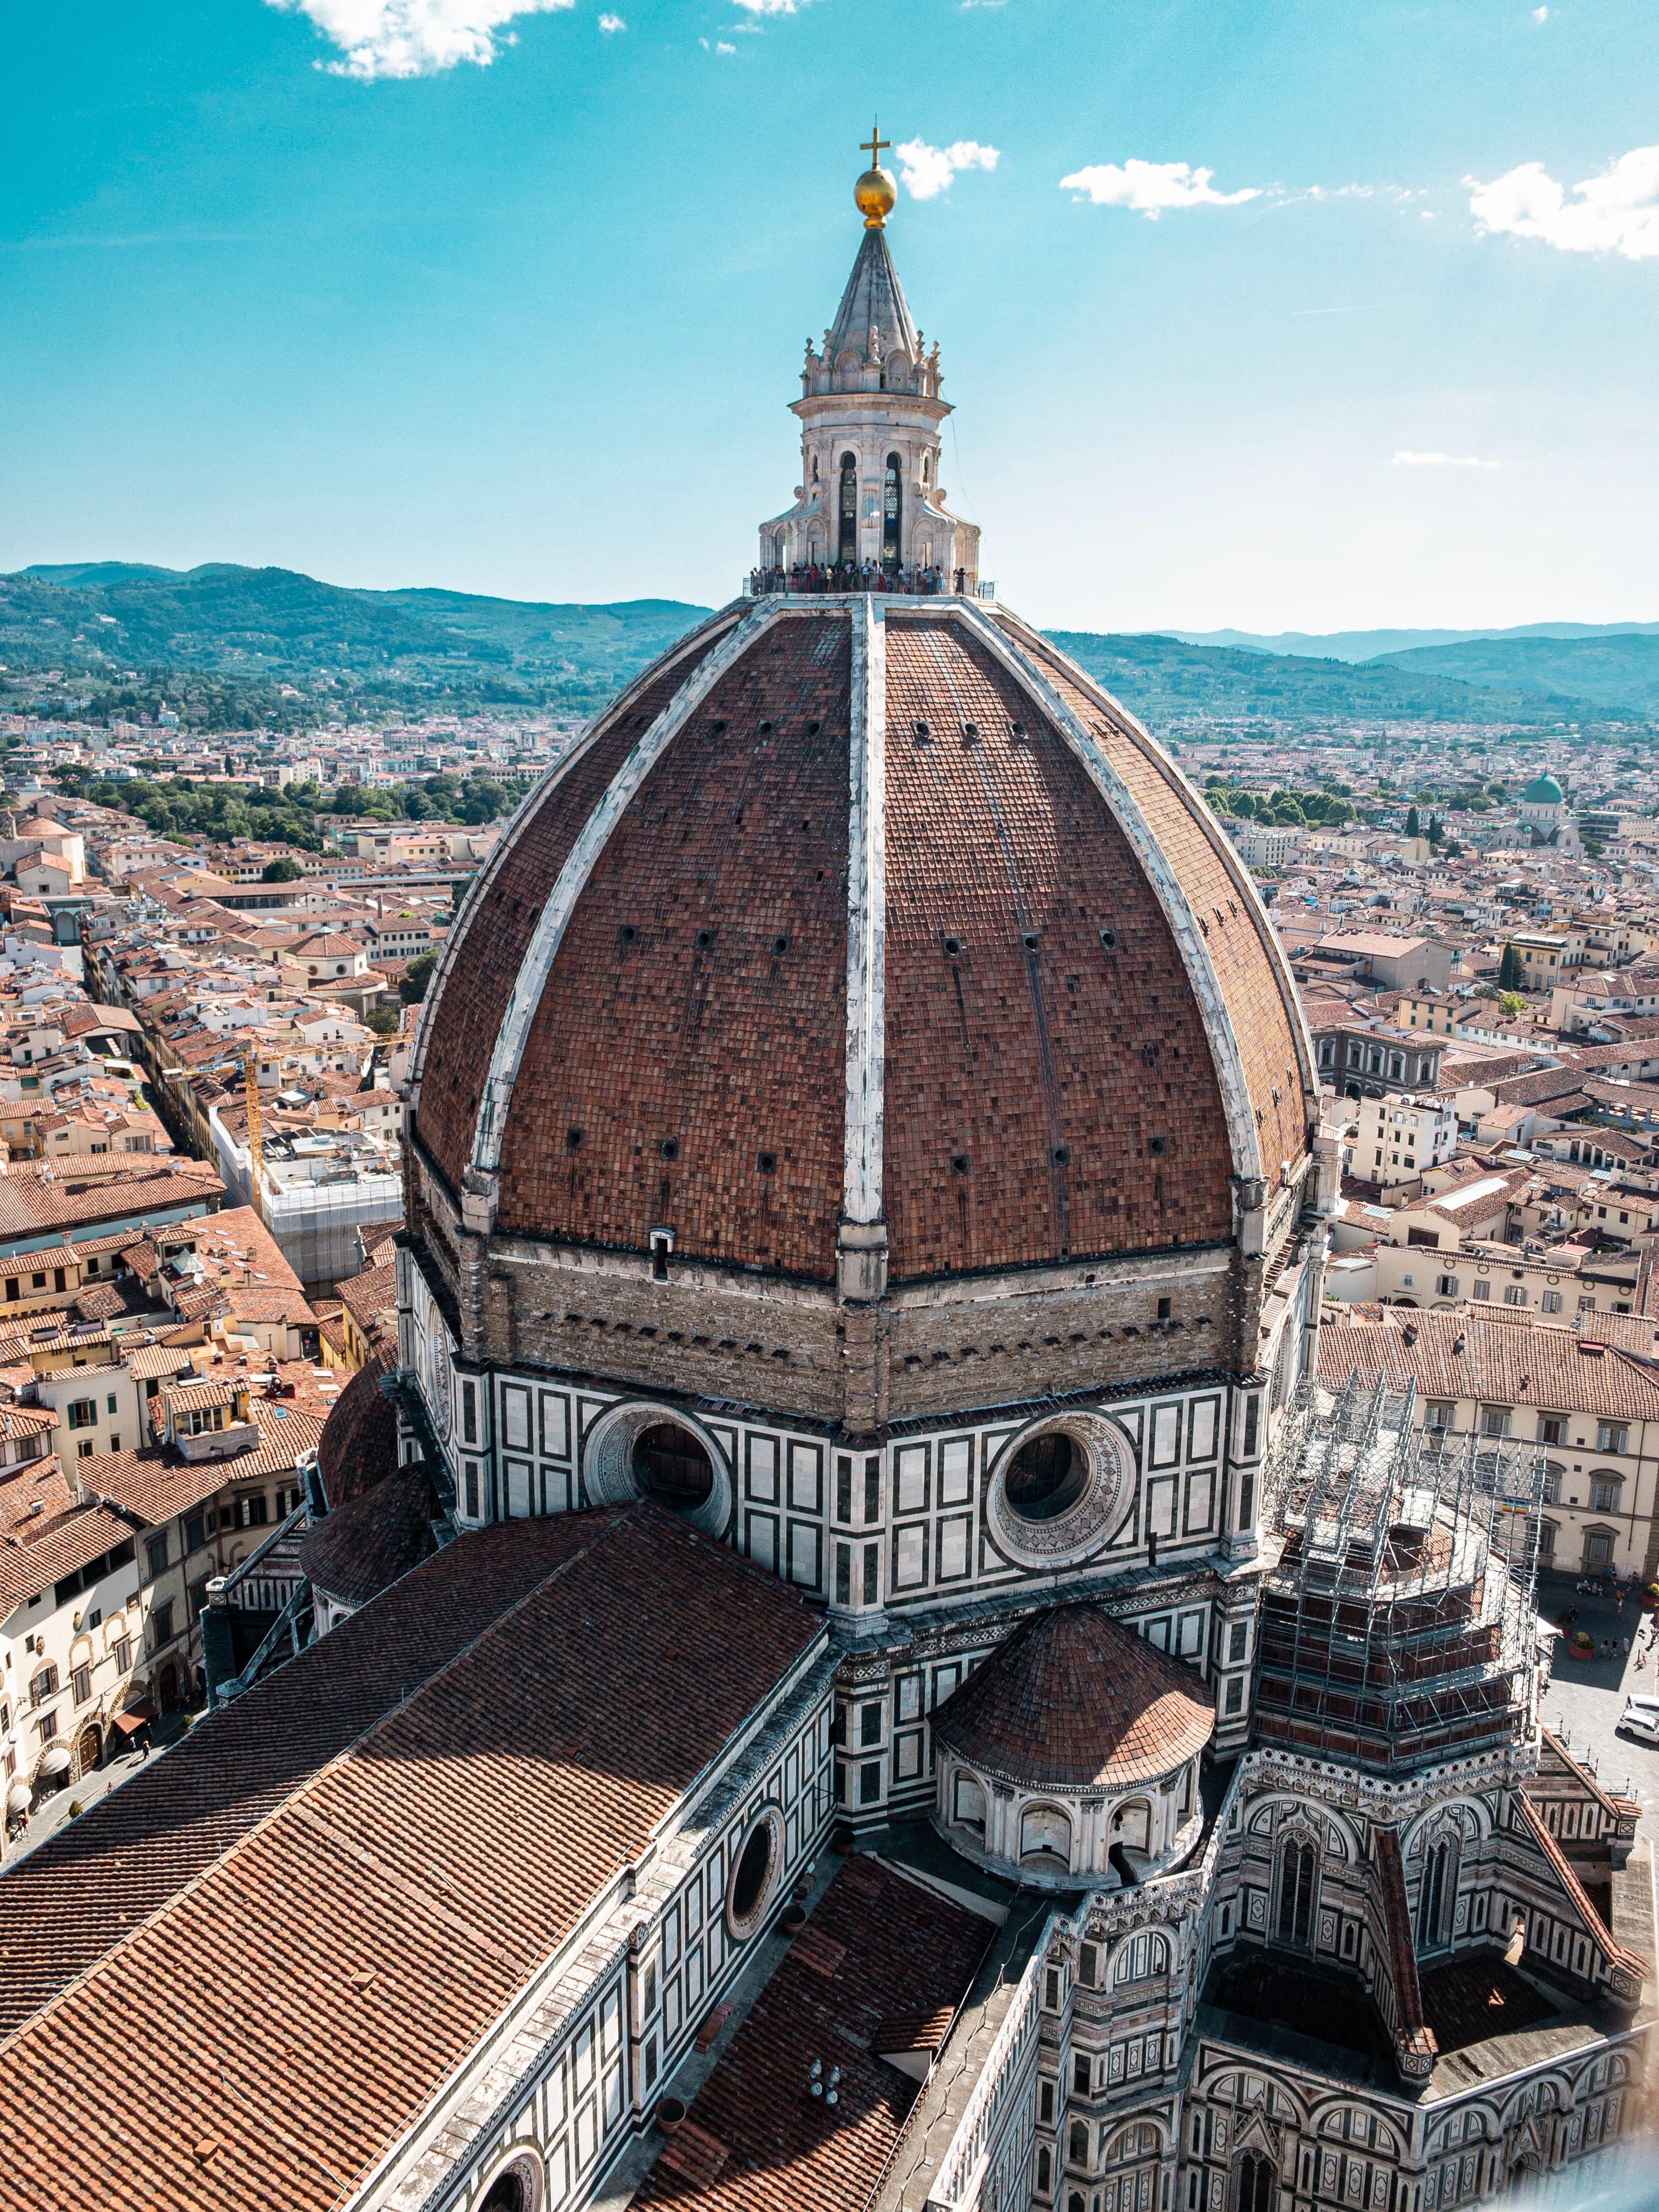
[823,226,920,377]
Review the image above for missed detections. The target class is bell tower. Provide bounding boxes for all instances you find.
[757,129,982,591]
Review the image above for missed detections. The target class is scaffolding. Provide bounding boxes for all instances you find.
[1254,1373,1547,1777]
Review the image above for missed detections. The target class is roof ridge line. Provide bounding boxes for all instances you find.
[0,1505,637,2058]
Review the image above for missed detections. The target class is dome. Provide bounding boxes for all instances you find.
[1521,772,1564,805]
[932,1602,1214,1790]
[410,595,1313,1293]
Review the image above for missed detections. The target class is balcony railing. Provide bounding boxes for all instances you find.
[744,565,984,600]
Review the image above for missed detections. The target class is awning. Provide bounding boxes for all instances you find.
[36,1743,71,1778]
[110,1702,157,1736]
[5,1780,30,1814]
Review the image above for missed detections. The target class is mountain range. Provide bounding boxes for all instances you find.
[2,561,1653,735]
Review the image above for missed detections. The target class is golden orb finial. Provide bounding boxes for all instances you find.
[855,120,896,228]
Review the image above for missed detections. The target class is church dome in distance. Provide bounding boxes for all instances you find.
[1521,771,1565,805]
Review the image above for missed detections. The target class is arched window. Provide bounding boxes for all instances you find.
[1419,1836,1456,1950]
[883,453,902,570]
[838,454,857,563]
[1068,2119,1090,2166]
[1276,1839,1317,1947]
[1114,1929,1171,1983]
[1036,2146,1053,2194]
[1237,2152,1276,2212]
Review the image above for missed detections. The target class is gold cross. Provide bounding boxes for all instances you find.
[861,121,890,170]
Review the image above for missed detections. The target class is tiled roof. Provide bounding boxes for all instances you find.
[0,1506,820,2210]
[630,1855,988,2212]
[0,1156,222,1239]
[1317,1306,1659,1420]
[0,1482,134,1613]
[317,1345,398,1508]
[336,1260,397,1338]
[423,602,1308,1297]
[300,1463,436,1605]
[932,1602,1214,1788]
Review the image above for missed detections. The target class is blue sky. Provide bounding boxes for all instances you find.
[5,0,1657,632]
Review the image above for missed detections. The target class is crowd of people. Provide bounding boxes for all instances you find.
[748,561,970,597]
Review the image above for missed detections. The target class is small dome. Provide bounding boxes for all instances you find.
[932,1602,1214,1790]
[1521,772,1564,805]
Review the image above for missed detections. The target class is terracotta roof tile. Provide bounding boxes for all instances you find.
[932,1601,1213,1788]
[0,1506,820,2211]
[631,1856,988,2212]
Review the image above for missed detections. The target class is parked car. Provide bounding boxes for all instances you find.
[1619,1695,1659,1743]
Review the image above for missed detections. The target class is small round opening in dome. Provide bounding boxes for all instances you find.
[633,1425,714,1513]
[1005,1432,1087,1523]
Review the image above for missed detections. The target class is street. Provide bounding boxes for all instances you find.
[1536,1573,1659,1843]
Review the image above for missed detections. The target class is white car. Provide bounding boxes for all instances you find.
[1620,1695,1659,1743]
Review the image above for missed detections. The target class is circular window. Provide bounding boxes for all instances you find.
[633,1425,714,1514]
[478,2153,544,2212]
[1005,1432,1088,1523]
[726,1808,783,1940]
[985,1415,1135,1572]
[583,1402,732,1538]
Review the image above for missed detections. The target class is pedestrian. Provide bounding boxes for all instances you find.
[1623,1637,1631,1658]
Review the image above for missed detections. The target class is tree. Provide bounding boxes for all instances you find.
[399,949,438,1004]
[1404,806,1421,838]
[1498,942,1524,992]
[1428,814,1443,848]
[262,855,303,883]
[1498,992,1526,1017]
[364,1004,402,1036]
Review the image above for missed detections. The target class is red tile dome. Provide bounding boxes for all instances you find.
[410,594,1313,1290]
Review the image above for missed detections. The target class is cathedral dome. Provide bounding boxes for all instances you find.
[1521,771,1564,805]
[410,592,1313,1291]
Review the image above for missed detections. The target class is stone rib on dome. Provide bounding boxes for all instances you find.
[412,593,1314,1289]
[932,1602,1214,1788]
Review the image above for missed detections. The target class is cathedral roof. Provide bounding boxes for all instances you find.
[1522,772,1565,804]
[823,223,920,371]
[0,1505,820,2208]
[930,1601,1215,1788]
[411,597,1313,1289]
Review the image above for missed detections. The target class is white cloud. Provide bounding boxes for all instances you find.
[267,0,572,77]
[715,38,736,50]
[1532,5,1548,19]
[1391,450,1501,470]
[894,138,1000,201]
[730,0,798,13]
[1059,159,1261,218]
[1468,144,1659,260]
[598,11,624,27]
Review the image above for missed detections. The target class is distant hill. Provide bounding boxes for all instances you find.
[1370,634,1659,719]
[1046,631,1601,728]
[1172,620,1659,664]
[0,562,714,726]
[1,561,1639,736]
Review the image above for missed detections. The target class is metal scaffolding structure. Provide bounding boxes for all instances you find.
[1254,1373,1547,1776]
